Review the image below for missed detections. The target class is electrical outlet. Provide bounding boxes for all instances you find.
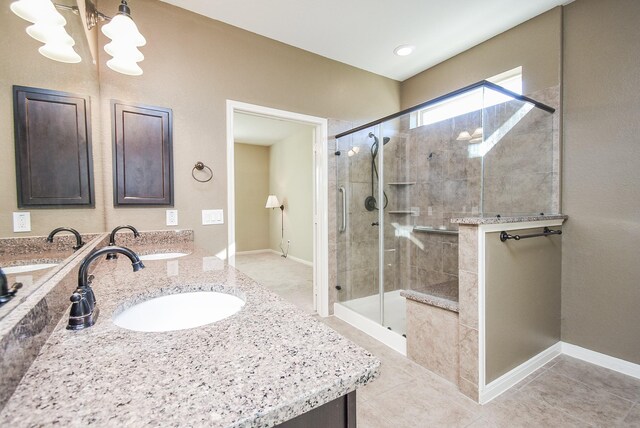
[166,260,179,277]
[202,209,224,225]
[166,210,178,226]
[13,212,31,232]
[427,206,433,216]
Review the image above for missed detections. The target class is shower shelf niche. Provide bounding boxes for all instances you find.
[388,210,413,214]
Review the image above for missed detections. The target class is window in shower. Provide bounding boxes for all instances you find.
[409,67,522,129]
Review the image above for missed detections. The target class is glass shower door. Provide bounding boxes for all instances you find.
[336,126,383,325]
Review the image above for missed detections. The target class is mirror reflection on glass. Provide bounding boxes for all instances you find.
[0,1,105,320]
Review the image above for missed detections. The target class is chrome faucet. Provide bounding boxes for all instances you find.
[0,268,23,307]
[67,246,145,330]
[47,227,85,251]
[106,225,140,260]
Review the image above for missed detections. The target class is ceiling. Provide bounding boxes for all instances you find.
[160,0,568,81]
[234,113,313,146]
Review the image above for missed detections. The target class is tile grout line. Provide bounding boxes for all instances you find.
[547,366,640,404]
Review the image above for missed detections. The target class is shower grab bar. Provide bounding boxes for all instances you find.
[500,227,562,242]
[413,226,459,236]
[339,186,346,233]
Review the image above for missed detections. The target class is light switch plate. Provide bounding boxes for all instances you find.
[166,210,178,226]
[13,212,31,232]
[202,209,224,225]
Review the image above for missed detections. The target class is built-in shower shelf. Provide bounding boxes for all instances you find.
[387,182,416,186]
[388,210,413,214]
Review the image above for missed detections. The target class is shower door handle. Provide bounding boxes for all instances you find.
[339,186,346,233]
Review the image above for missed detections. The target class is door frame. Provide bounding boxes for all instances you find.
[226,100,329,317]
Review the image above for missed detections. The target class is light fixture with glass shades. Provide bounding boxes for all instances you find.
[101,0,146,76]
[456,127,483,143]
[265,195,289,258]
[10,0,81,63]
[9,0,147,76]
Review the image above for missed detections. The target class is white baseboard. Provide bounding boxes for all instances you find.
[264,249,313,267]
[334,302,406,356]
[235,249,272,255]
[480,342,562,404]
[561,342,640,380]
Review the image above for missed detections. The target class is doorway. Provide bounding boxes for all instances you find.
[226,100,329,316]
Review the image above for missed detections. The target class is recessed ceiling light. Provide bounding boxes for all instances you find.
[394,44,415,56]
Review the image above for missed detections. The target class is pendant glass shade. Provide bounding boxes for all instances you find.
[265,195,281,209]
[456,131,472,141]
[106,57,143,76]
[104,41,144,62]
[10,0,65,25]
[27,23,75,45]
[101,14,146,46]
[39,43,81,63]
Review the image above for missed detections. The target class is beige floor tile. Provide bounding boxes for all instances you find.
[621,403,640,427]
[522,370,634,426]
[549,355,640,402]
[368,380,480,428]
[482,388,595,427]
[357,401,396,428]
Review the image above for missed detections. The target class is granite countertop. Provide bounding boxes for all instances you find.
[450,214,568,225]
[400,280,459,313]
[0,244,379,427]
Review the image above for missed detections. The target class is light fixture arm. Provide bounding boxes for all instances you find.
[81,0,112,31]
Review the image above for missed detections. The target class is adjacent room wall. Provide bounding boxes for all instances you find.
[269,128,314,263]
[97,0,400,255]
[561,0,640,364]
[234,143,270,252]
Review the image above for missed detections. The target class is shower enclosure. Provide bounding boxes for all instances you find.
[334,81,557,348]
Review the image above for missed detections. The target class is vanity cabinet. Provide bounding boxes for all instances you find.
[13,86,94,207]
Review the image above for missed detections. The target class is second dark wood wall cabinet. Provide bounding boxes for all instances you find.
[112,101,173,206]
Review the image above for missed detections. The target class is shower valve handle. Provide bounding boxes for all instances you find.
[371,222,379,226]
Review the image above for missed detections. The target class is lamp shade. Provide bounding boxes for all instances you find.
[106,57,143,76]
[265,195,280,209]
[10,0,65,25]
[39,43,81,63]
[27,23,75,45]
[101,13,146,46]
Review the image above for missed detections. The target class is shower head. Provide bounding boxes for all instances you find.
[383,137,391,145]
[368,132,391,146]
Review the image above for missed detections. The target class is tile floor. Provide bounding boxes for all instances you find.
[234,252,640,427]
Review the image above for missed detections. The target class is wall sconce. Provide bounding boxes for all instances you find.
[10,0,146,75]
[10,0,81,63]
[265,195,289,258]
[456,127,483,143]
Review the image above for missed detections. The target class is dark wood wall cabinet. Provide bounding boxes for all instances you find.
[13,86,94,207]
[112,101,173,206]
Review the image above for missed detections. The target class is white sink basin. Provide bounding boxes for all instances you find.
[139,252,189,261]
[3,263,58,274]
[113,291,245,332]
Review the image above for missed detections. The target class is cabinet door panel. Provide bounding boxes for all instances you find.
[112,102,173,206]
[13,86,94,207]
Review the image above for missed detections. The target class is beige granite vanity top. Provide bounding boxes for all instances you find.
[0,244,379,427]
[450,214,568,225]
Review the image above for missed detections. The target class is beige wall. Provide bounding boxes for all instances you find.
[234,143,270,252]
[0,2,105,237]
[485,229,562,383]
[0,0,400,258]
[400,8,562,109]
[269,128,314,262]
[561,0,640,364]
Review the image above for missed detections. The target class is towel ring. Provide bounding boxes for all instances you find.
[192,161,213,183]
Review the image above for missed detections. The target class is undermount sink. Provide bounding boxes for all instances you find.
[139,252,189,261]
[113,291,245,332]
[3,263,58,274]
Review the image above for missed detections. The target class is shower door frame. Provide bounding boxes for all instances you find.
[225,100,330,317]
